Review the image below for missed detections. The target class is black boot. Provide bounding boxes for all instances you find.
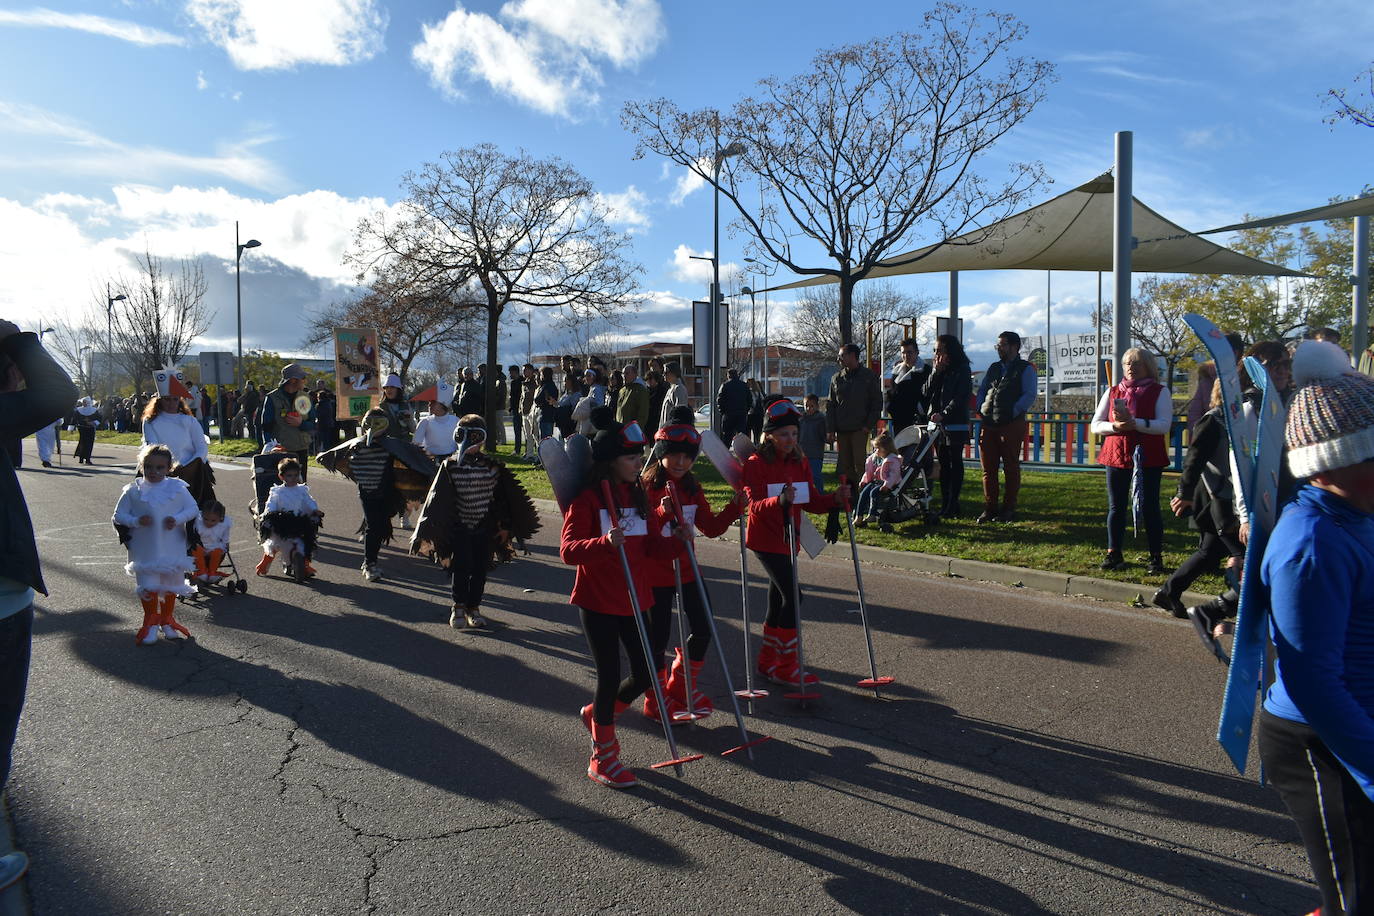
[1146,553,1168,576]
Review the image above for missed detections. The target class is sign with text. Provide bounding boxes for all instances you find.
[334,327,381,419]
[1020,333,1105,390]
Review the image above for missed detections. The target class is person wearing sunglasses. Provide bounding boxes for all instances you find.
[639,407,747,722]
[741,398,851,686]
[411,414,539,630]
[560,407,686,788]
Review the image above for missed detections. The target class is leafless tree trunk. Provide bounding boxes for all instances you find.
[624,3,1053,345]
[783,280,934,361]
[101,248,212,392]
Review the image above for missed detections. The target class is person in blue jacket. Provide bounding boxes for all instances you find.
[1258,340,1374,915]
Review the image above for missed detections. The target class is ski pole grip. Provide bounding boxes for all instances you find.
[666,479,684,525]
[599,480,621,532]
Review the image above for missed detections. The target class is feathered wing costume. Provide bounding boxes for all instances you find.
[410,453,540,570]
[317,434,437,541]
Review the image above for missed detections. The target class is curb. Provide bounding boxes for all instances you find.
[529,496,1214,612]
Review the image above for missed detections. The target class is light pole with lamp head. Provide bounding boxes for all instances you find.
[743,256,775,394]
[235,221,262,390]
[106,284,127,398]
[79,346,93,396]
[518,314,532,366]
[707,139,745,432]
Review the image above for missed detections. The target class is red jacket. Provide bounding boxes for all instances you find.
[642,477,741,587]
[560,481,678,616]
[742,450,837,555]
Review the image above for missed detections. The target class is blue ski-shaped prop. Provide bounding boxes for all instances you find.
[1214,356,1286,773]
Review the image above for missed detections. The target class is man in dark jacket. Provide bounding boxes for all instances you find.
[974,331,1038,523]
[715,368,751,442]
[0,320,77,889]
[827,343,883,488]
[259,363,318,480]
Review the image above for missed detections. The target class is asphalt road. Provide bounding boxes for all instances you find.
[6,440,1314,915]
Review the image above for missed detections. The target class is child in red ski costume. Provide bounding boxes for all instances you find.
[640,406,746,723]
[559,408,683,788]
[742,399,850,686]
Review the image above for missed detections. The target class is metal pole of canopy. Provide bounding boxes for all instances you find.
[1045,271,1052,414]
[949,271,960,342]
[1354,215,1370,366]
[1112,132,1134,373]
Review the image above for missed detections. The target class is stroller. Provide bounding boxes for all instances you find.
[250,451,319,584]
[871,422,942,533]
[182,520,249,600]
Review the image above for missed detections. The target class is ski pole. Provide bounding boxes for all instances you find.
[839,475,894,698]
[782,504,819,704]
[599,481,702,773]
[670,557,707,724]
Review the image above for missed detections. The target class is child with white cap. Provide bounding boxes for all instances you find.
[1257,340,1374,914]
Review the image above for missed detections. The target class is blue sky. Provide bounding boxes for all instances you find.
[1,0,1370,373]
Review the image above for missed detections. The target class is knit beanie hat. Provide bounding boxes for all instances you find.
[762,396,801,432]
[590,406,646,462]
[1285,340,1374,478]
[650,406,701,461]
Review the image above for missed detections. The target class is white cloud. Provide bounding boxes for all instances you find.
[0,8,185,46]
[186,0,387,71]
[412,0,665,117]
[670,244,740,287]
[668,168,705,205]
[596,186,650,231]
[196,70,209,90]
[0,101,285,191]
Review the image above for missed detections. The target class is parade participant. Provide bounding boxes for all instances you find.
[259,364,317,480]
[639,406,745,722]
[412,414,540,628]
[560,408,682,788]
[190,499,232,585]
[742,399,849,685]
[255,457,323,578]
[112,444,200,644]
[1257,341,1374,914]
[378,373,415,440]
[72,396,101,465]
[143,366,214,504]
[34,417,59,468]
[413,381,459,459]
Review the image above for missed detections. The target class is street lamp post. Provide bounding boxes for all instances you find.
[518,315,532,366]
[707,139,745,433]
[79,346,93,396]
[744,257,774,394]
[235,221,262,390]
[106,283,127,398]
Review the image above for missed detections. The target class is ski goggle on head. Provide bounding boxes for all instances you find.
[655,424,700,445]
[619,422,647,448]
[766,400,801,421]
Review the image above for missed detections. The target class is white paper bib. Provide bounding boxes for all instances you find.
[766,481,810,505]
[660,503,698,537]
[600,508,648,537]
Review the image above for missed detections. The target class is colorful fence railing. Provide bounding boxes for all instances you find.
[962,414,1190,471]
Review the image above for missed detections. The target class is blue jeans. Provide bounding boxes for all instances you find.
[0,605,33,792]
[854,482,885,519]
[1105,465,1163,554]
[809,458,824,492]
[539,419,554,439]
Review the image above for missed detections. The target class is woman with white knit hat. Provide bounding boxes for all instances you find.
[1257,340,1374,915]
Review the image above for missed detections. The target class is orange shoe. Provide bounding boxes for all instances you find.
[158,592,191,640]
[135,594,160,645]
[255,553,273,576]
[303,561,317,578]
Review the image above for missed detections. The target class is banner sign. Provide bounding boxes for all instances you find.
[1019,333,1108,390]
[334,327,381,419]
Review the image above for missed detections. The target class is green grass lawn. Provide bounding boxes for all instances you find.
[59,429,263,458]
[490,443,1221,592]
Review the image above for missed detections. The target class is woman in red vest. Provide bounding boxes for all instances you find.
[1090,348,1173,574]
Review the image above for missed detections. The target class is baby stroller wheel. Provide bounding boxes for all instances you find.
[237,579,248,594]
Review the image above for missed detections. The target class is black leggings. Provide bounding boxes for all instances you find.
[936,431,968,513]
[753,549,800,629]
[448,523,490,608]
[360,493,393,564]
[580,607,652,725]
[648,581,711,670]
[1162,529,1243,600]
[1258,710,1374,914]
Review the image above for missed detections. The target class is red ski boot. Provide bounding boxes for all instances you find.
[641,669,685,723]
[587,720,636,789]
[756,625,783,679]
[768,627,819,687]
[665,647,713,717]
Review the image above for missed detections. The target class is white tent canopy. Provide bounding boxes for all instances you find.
[770,172,1303,292]
[1199,193,1374,234]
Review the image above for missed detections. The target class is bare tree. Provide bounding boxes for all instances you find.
[303,278,485,386]
[623,3,1053,345]
[1326,62,1374,128]
[102,248,212,392]
[1128,276,1204,385]
[348,144,643,430]
[783,280,934,360]
[43,321,100,395]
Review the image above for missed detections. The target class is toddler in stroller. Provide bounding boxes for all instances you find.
[254,456,324,582]
[868,423,942,532]
[854,433,902,526]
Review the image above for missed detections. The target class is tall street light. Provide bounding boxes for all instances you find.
[707,139,745,433]
[518,313,532,366]
[235,221,262,389]
[106,283,127,397]
[744,256,774,394]
[79,345,93,396]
